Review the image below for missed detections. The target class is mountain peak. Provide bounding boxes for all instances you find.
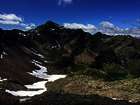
[36,21,62,31]
[93,32,111,39]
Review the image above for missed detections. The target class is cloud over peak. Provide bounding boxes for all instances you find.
[99,21,115,28]
[64,23,97,34]
[64,21,140,37]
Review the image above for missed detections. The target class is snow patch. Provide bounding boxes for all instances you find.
[33,52,44,59]
[5,75,66,97]
[6,61,66,97]
[6,81,47,97]
[5,60,66,98]
[28,60,66,81]
[19,98,31,102]
[25,81,46,89]
[28,60,48,79]
[0,77,7,82]
[0,51,7,59]
[112,98,117,100]
[29,48,44,59]
[19,32,26,37]
[46,75,67,82]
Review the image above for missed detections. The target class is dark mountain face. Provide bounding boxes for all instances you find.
[1,21,140,81]
[0,21,140,78]
[0,21,140,105]
[0,21,96,85]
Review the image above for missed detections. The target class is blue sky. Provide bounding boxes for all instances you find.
[0,0,140,35]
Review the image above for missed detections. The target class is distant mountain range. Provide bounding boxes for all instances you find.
[64,22,140,37]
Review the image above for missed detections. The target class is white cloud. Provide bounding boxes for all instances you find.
[1,13,140,36]
[58,0,73,5]
[64,23,97,34]
[100,21,115,28]
[0,14,22,25]
[99,21,121,35]
[99,21,140,37]
[64,21,140,37]
[21,23,36,30]
[0,13,36,30]
[125,28,140,37]
[0,20,21,25]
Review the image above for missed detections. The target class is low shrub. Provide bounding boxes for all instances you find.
[103,63,127,80]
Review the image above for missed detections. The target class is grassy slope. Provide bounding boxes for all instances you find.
[47,75,140,102]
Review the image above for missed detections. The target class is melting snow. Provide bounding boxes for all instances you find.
[6,81,47,97]
[25,81,46,90]
[5,61,66,98]
[46,75,67,82]
[19,32,26,37]
[33,52,45,59]
[28,60,66,80]
[28,60,48,79]
[19,98,31,102]
[0,54,3,59]
[0,51,7,59]
[0,77,7,82]
[5,75,66,97]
